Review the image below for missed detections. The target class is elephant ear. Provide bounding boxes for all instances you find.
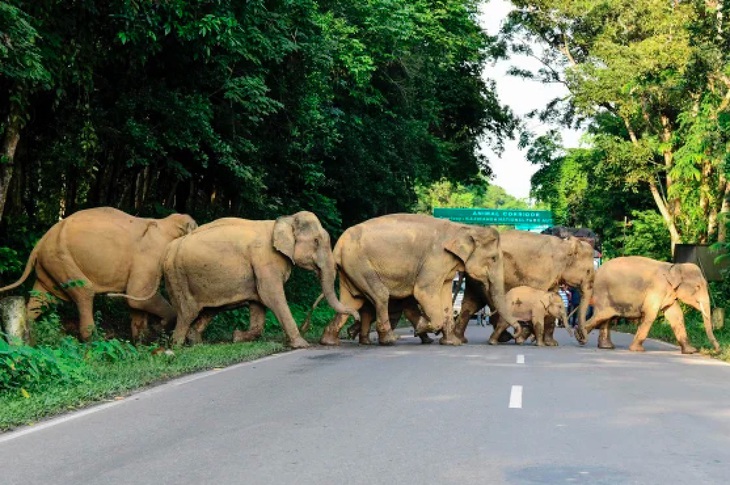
[273,216,296,263]
[665,264,683,290]
[444,227,475,263]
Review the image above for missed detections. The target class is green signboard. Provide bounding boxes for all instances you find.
[433,208,553,227]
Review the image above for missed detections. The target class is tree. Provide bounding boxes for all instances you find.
[505,0,730,249]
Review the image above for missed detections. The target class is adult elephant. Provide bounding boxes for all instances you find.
[318,214,520,346]
[575,256,719,354]
[160,211,359,348]
[505,286,571,346]
[453,231,594,345]
[0,207,197,341]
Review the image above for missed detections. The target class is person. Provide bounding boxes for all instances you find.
[569,287,581,328]
[557,284,570,327]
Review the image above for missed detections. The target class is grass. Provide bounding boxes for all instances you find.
[612,312,730,361]
[0,299,339,432]
[0,341,285,431]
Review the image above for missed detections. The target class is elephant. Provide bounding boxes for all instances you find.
[504,286,570,346]
[575,256,720,354]
[0,207,197,342]
[348,297,436,345]
[453,231,594,345]
[157,211,359,348]
[318,213,520,346]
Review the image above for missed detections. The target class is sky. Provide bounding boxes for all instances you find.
[477,0,583,200]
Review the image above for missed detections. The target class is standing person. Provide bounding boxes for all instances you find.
[558,284,570,327]
[569,287,582,328]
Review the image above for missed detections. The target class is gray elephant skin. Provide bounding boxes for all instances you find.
[319,213,519,346]
[454,231,595,345]
[160,211,358,348]
[0,207,197,341]
[576,256,719,354]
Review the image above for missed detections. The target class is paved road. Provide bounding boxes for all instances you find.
[2,324,730,485]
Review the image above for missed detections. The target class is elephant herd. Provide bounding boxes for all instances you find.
[0,207,721,355]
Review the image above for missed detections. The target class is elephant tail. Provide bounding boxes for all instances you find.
[107,287,160,302]
[0,230,50,293]
[301,293,326,334]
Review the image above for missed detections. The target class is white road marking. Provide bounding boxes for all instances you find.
[0,350,303,444]
[517,354,525,364]
[509,385,523,409]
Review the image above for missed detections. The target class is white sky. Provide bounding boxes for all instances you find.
[478,0,583,200]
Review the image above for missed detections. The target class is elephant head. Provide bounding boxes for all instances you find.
[666,263,719,351]
[444,226,520,333]
[560,237,594,337]
[542,292,571,336]
[162,213,198,237]
[273,211,359,320]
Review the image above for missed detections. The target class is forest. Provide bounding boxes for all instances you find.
[2,1,730,415]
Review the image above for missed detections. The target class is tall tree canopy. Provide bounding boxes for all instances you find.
[505,0,730,250]
[0,0,516,268]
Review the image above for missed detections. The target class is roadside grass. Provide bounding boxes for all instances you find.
[0,301,339,432]
[0,341,284,431]
[613,313,730,361]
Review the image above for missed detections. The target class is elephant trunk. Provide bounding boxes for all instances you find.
[319,260,360,322]
[699,299,720,352]
[574,280,593,344]
[488,263,521,337]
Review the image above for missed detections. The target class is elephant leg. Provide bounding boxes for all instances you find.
[597,321,615,349]
[533,318,545,346]
[184,311,215,345]
[664,301,696,354]
[126,292,177,332]
[234,303,266,343]
[171,309,199,346]
[256,275,309,349]
[67,288,96,341]
[488,314,514,345]
[130,310,149,343]
[440,283,461,346]
[320,283,365,346]
[544,317,558,346]
[629,306,660,352]
[403,304,432,344]
[454,287,483,344]
[357,305,376,345]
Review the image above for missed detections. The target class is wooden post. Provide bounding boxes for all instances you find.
[0,296,27,343]
[712,307,725,330]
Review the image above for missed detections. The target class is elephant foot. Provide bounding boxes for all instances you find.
[378,330,398,346]
[233,330,259,343]
[346,323,361,340]
[186,330,204,345]
[680,344,698,354]
[319,331,341,346]
[545,339,558,347]
[418,333,434,345]
[497,331,513,343]
[514,335,526,345]
[597,338,615,350]
[359,337,373,345]
[288,336,310,349]
[535,340,545,347]
[628,343,645,352]
[439,335,462,346]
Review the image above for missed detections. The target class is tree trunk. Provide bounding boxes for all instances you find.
[0,105,22,225]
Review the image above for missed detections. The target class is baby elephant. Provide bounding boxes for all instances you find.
[504,286,570,346]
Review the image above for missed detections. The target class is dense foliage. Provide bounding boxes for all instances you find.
[505,0,730,255]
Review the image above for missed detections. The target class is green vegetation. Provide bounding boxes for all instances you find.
[506,0,730,256]
[0,337,284,430]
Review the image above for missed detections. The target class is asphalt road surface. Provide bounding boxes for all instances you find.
[2,323,730,485]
